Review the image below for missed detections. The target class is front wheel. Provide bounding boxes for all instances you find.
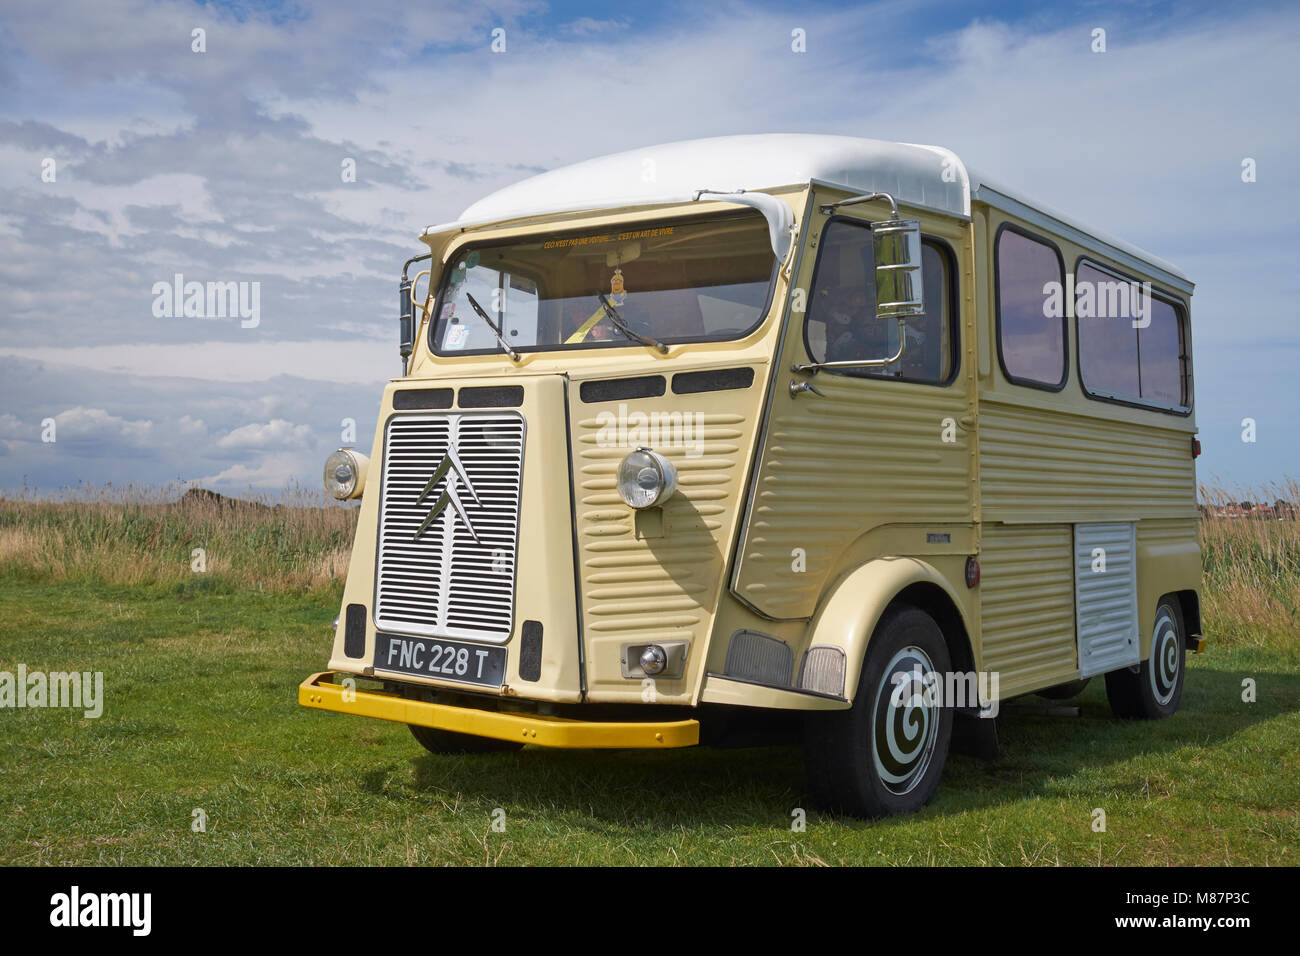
[1104,599,1186,719]
[803,605,954,817]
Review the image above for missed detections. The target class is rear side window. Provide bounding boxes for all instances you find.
[1077,259,1188,410]
[996,227,1067,389]
[1076,262,1140,398]
[1138,298,1186,407]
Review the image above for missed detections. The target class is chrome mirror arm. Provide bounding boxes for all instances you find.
[819,191,901,219]
[791,318,907,375]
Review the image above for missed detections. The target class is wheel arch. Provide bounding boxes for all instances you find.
[805,557,976,703]
[1167,589,1202,649]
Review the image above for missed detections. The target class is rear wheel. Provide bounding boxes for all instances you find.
[803,605,954,817]
[1105,599,1186,719]
[408,724,524,755]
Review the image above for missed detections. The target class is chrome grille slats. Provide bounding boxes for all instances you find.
[374,411,525,642]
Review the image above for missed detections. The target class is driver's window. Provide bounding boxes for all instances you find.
[803,219,954,384]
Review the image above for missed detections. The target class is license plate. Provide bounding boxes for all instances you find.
[372,632,506,688]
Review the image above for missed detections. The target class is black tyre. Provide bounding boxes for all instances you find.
[803,605,954,817]
[1104,599,1186,719]
[408,724,524,755]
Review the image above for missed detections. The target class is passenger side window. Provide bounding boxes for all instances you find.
[1077,260,1188,409]
[996,227,1066,388]
[804,219,953,384]
[1076,262,1139,398]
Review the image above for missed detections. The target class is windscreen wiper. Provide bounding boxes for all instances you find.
[464,291,520,361]
[596,292,668,354]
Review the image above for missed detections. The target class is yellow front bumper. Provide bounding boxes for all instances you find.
[298,672,700,749]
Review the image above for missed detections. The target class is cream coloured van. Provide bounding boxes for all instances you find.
[301,134,1202,817]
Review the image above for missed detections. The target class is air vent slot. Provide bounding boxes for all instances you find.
[672,367,754,394]
[459,385,524,408]
[724,630,793,686]
[393,388,454,410]
[579,375,667,403]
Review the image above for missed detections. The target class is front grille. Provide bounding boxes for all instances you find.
[374,411,525,643]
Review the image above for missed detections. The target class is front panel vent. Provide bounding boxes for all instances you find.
[724,630,793,686]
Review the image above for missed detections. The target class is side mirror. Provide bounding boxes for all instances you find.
[873,218,925,319]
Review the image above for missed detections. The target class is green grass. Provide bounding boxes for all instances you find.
[2,577,1296,866]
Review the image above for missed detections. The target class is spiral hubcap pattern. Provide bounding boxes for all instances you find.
[1149,608,1181,706]
[872,646,940,795]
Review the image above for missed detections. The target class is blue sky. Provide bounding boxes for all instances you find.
[0,0,1296,496]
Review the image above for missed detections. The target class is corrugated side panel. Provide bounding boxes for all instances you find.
[1073,522,1140,678]
[732,378,971,620]
[571,386,758,697]
[980,399,1196,522]
[979,523,1078,697]
[1138,516,1200,553]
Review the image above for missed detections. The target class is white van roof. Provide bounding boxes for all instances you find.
[426,134,1191,294]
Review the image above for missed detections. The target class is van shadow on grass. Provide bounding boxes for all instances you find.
[368,665,1296,831]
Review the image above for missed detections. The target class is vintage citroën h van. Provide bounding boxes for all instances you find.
[301,135,1202,817]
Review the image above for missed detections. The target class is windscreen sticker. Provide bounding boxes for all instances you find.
[443,324,468,350]
[542,225,675,250]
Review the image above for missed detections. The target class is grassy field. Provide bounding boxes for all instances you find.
[0,488,1297,865]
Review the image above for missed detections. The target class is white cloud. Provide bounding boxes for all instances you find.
[53,406,154,446]
[0,413,28,441]
[194,452,314,490]
[215,418,315,451]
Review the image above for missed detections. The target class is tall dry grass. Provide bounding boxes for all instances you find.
[0,483,357,593]
[1198,479,1300,647]
[2,482,1297,644]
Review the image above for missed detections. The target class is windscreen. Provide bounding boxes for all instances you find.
[428,211,775,355]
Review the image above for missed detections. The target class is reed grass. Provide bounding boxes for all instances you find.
[0,483,357,593]
[1,481,1296,649]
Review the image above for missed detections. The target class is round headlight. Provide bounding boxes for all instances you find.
[324,449,369,500]
[616,447,678,509]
